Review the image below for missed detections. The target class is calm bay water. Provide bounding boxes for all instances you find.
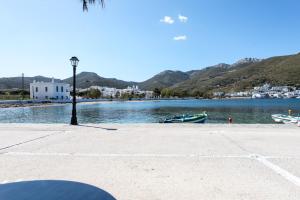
[0,99,300,124]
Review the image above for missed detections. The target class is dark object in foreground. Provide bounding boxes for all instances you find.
[161,112,208,123]
[0,180,116,200]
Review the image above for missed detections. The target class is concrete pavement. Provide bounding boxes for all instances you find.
[0,124,300,199]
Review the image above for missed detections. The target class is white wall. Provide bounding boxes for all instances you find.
[30,80,70,100]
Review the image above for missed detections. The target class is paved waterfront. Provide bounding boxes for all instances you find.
[0,124,300,199]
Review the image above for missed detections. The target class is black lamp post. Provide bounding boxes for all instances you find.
[70,56,79,125]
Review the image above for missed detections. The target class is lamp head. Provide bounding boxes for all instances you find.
[70,57,79,67]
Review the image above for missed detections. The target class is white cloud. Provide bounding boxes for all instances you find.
[173,35,187,41]
[160,16,175,24]
[178,14,188,23]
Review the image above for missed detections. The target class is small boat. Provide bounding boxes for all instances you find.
[271,114,300,124]
[161,112,208,123]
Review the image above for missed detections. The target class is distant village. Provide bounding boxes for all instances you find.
[213,84,300,99]
[28,79,154,100]
[23,80,300,100]
[77,85,154,99]
[30,79,299,101]
[2,78,300,101]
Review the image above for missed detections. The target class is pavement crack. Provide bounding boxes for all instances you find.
[0,132,61,152]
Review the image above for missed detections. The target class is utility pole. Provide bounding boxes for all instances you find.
[22,73,24,91]
[21,73,24,99]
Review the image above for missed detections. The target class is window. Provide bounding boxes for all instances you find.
[61,86,64,92]
[36,87,38,92]
[45,87,48,92]
[56,86,59,92]
[61,96,64,99]
[45,96,48,99]
[56,96,59,99]
[66,96,68,99]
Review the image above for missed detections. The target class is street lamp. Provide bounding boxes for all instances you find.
[70,56,79,125]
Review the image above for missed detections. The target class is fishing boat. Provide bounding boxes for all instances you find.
[161,112,208,123]
[271,114,300,124]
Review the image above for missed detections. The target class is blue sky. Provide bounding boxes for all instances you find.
[1,0,300,81]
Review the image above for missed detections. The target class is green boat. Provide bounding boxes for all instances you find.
[161,112,208,123]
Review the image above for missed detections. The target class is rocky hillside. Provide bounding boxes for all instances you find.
[138,70,190,90]
[0,72,136,90]
[63,72,137,89]
[0,76,60,90]
[1,53,300,93]
[171,53,300,94]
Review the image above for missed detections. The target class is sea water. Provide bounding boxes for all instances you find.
[0,99,299,124]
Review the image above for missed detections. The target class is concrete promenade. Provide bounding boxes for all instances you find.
[0,124,300,199]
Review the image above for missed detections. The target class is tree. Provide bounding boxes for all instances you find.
[161,88,174,98]
[115,91,120,99]
[78,89,101,99]
[82,0,105,11]
[121,93,133,100]
[153,88,161,98]
[191,90,203,98]
[87,89,102,99]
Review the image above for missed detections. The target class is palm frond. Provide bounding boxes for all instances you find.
[82,0,105,11]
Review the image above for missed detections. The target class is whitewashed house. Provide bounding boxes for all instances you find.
[90,86,119,98]
[30,78,70,100]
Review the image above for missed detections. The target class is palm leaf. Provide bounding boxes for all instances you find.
[82,0,105,11]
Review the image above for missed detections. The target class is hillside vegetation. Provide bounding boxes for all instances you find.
[171,53,300,95]
[1,53,300,97]
[138,70,190,90]
[63,72,137,89]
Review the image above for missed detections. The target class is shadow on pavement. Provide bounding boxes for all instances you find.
[0,180,117,200]
[78,125,118,131]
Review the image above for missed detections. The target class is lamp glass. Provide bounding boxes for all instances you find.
[70,57,79,67]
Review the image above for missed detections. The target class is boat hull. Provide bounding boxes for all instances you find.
[272,114,300,124]
[162,113,208,123]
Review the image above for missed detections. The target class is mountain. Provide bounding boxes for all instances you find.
[0,72,136,90]
[1,53,300,94]
[63,72,137,89]
[0,76,60,90]
[231,57,261,67]
[138,70,190,90]
[171,53,300,94]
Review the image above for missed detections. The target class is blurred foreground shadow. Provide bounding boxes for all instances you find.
[78,125,118,131]
[0,180,117,200]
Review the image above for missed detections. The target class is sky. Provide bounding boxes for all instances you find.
[0,0,300,81]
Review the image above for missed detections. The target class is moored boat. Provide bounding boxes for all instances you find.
[161,112,208,123]
[271,114,300,124]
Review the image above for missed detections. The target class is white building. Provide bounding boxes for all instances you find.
[119,85,140,95]
[30,79,70,100]
[254,83,271,92]
[79,85,154,99]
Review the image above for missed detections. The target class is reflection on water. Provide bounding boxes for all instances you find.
[0,99,299,124]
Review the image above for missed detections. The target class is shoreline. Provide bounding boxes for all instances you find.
[0,123,298,128]
[0,102,69,109]
[1,97,299,109]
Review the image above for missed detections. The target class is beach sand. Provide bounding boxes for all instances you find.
[0,124,300,199]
